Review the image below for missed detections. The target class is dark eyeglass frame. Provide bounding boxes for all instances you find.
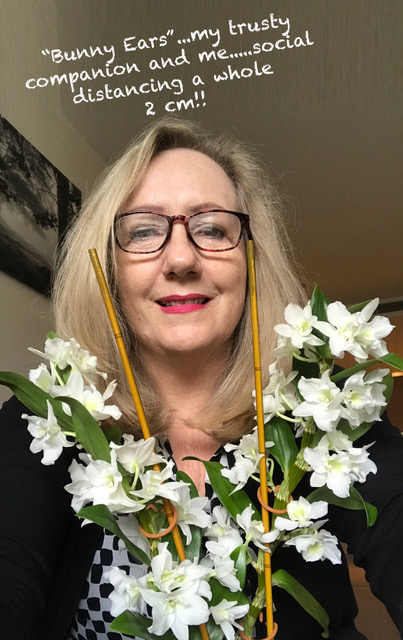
[114,209,251,254]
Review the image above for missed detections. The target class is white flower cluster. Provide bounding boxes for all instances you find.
[274,299,393,363]
[260,298,391,500]
[104,503,280,640]
[105,542,249,640]
[222,426,274,492]
[23,337,121,465]
[273,497,341,564]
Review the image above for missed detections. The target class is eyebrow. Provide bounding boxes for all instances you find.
[124,202,230,214]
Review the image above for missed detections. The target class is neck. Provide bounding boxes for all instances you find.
[139,348,225,496]
[140,346,229,420]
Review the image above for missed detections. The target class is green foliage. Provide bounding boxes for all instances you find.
[230,544,248,589]
[331,355,403,383]
[203,460,260,521]
[346,300,372,314]
[110,611,175,640]
[309,285,332,361]
[264,416,298,476]
[56,395,111,462]
[306,486,377,526]
[184,457,260,522]
[0,371,73,431]
[272,569,329,638]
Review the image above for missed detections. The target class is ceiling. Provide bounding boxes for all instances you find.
[29,1,403,305]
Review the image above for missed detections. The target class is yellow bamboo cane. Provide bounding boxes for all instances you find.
[89,248,210,640]
[246,239,274,637]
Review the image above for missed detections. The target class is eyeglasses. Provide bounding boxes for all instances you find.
[114,209,251,254]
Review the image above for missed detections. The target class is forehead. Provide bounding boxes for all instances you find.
[126,148,238,210]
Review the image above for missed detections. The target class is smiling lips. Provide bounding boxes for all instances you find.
[157,294,210,314]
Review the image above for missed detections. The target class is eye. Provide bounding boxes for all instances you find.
[128,224,165,241]
[192,223,226,240]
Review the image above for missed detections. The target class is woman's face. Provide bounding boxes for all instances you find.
[116,148,247,363]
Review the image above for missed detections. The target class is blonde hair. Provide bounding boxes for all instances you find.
[53,118,306,441]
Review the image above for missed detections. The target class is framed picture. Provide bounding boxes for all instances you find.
[0,116,81,297]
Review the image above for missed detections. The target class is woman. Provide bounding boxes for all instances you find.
[0,119,402,640]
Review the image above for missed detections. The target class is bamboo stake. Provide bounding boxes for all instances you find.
[89,248,210,640]
[246,239,274,637]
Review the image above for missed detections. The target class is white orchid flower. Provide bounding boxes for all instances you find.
[205,506,244,554]
[341,369,388,427]
[53,369,121,421]
[105,566,147,616]
[65,450,143,513]
[140,547,211,640]
[28,363,57,392]
[314,299,393,361]
[260,362,299,420]
[284,528,342,564]
[210,599,250,640]
[171,484,212,545]
[150,543,211,595]
[348,444,377,483]
[293,371,344,432]
[110,434,164,475]
[203,543,241,592]
[130,460,185,503]
[274,302,325,350]
[304,442,353,498]
[29,336,106,381]
[304,434,377,498]
[142,583,210,640]
[223,427,273,492]
[274,497,328,531]
[236,506,279,549]
[22,400,75,465]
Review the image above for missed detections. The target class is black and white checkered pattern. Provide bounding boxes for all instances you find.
[67,441,229,639]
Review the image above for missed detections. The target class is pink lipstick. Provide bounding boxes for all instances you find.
[157,294,210,314]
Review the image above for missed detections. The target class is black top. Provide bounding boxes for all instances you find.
[0,395,402,640]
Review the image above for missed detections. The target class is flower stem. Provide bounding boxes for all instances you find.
[242,551,267,637]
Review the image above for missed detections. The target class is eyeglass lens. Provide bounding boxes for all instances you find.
[115,211,243,253]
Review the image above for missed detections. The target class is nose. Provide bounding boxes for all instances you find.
[161,219,201,278]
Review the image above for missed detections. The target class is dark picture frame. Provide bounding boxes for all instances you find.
[0,116,81,297]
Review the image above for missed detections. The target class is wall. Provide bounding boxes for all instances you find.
[0,1,103,404]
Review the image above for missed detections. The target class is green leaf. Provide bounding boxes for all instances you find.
[292,356,320,381]
[331,354,403,382]
[188,626,204,640]
[77,505,151,565]
[201,460,260,521]
[104,424,123,444]
[205,618,224,640]
[336,417,374,442]
[379,352,403,371]
[272,569,329,638]
[264,416,298,476]
[56,395,111,462]
[209,576,249,608]
[110,611,175,640]
[0,371,74,431]
[177,470,198,498]
[310,285,330,321]
[306,486,377,526]
[230,544,248,589]
[346,300,372,314]
[309,285,332,360]
[55,364,72,385]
